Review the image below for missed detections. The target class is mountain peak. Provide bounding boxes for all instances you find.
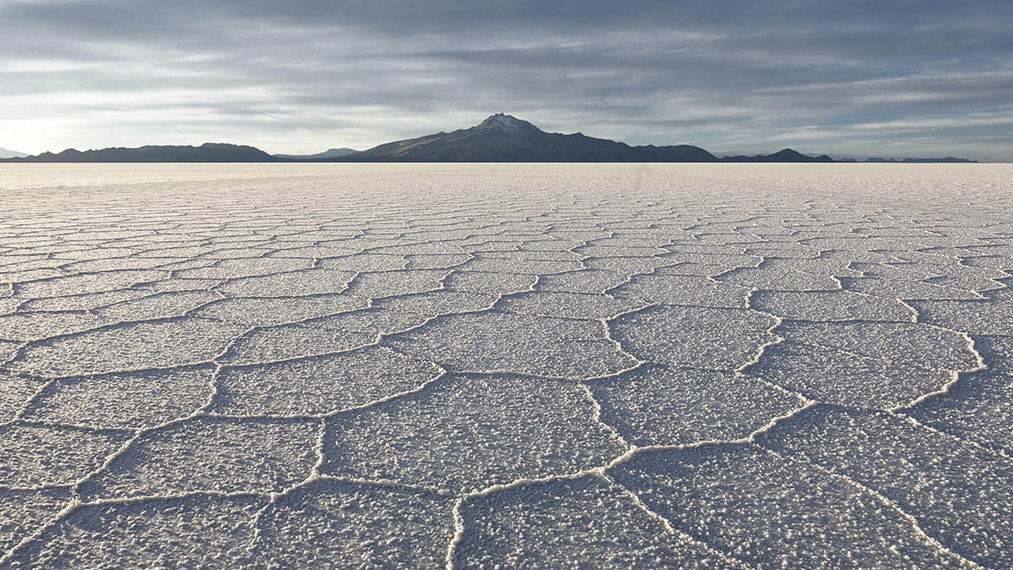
[474,113,542,135]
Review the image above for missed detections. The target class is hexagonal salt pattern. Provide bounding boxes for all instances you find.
[608,444,972,569]
[4,495,266,569]
[322,373,627,493]
[452,475,748,569]
[756,405,1013,569]
[249,479,455,569]
[1,163,1011,569]
[78,417,319,501]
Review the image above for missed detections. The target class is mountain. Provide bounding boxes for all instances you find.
[332,114,719,162]
[6,143,282,163]
[865,156,978,163]
[721,150,980,163]
[722,148,836,162]
[274,148,358,160]
[0,147,27,159]
[0,117,984,163]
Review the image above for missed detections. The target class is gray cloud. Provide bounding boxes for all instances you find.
[1,0,1010,160]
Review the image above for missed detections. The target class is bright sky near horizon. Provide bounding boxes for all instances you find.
[1,0,1011,160]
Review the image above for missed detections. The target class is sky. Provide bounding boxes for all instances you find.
[1,0,1011,160]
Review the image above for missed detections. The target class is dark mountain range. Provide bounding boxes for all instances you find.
[864,156,978,163]
[1,115,984,163]
[722,148,835,162]
[275,148,358,160]
[329,114,719,162]
[6,143,281,163]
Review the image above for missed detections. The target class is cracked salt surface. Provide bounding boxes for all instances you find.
[249,479,455,569]
[1,163,1012,569]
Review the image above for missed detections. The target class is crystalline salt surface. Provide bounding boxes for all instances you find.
[218,323,375,366]
[190,294,367,326]
[0,373,45,423]
[534,268,630,293]
[757,405,1013,569]
[322,373,626,493]
[5,495,266,570]
[386,311,636,378]
[497,291,645,320]
[906,370,1013,456]
[611,305,776,370]
[588,365,803,447]
[214,268,356,297]
[610,274,747,308]
[1,163,1011,569]
[0,311,107,341]
[10,318,246,377]
[216,346,441,416]
[79,416,319,500]
[748,339,954,408]
[0,488,72,556]
[454,475,747,569]
[250,479,454,569]
[0,424,129,487]
[608,444,970,569]
[24,365,215,429]
[750,290,915,321]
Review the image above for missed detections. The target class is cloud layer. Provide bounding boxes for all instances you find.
[2,0,1011,159]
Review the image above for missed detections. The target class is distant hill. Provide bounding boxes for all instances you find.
[6,143,282,163]
[332,114,719,162]
[722,148,835,163]
[274,148,358,160]
[0,147,27,159]
[864,156,978,163]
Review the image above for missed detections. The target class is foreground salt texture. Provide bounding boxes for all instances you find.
[0,163,1011,569]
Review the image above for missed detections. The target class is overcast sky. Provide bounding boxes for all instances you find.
[2,0,1011,160]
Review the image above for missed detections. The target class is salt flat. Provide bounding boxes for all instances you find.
[0,163,1011,569]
